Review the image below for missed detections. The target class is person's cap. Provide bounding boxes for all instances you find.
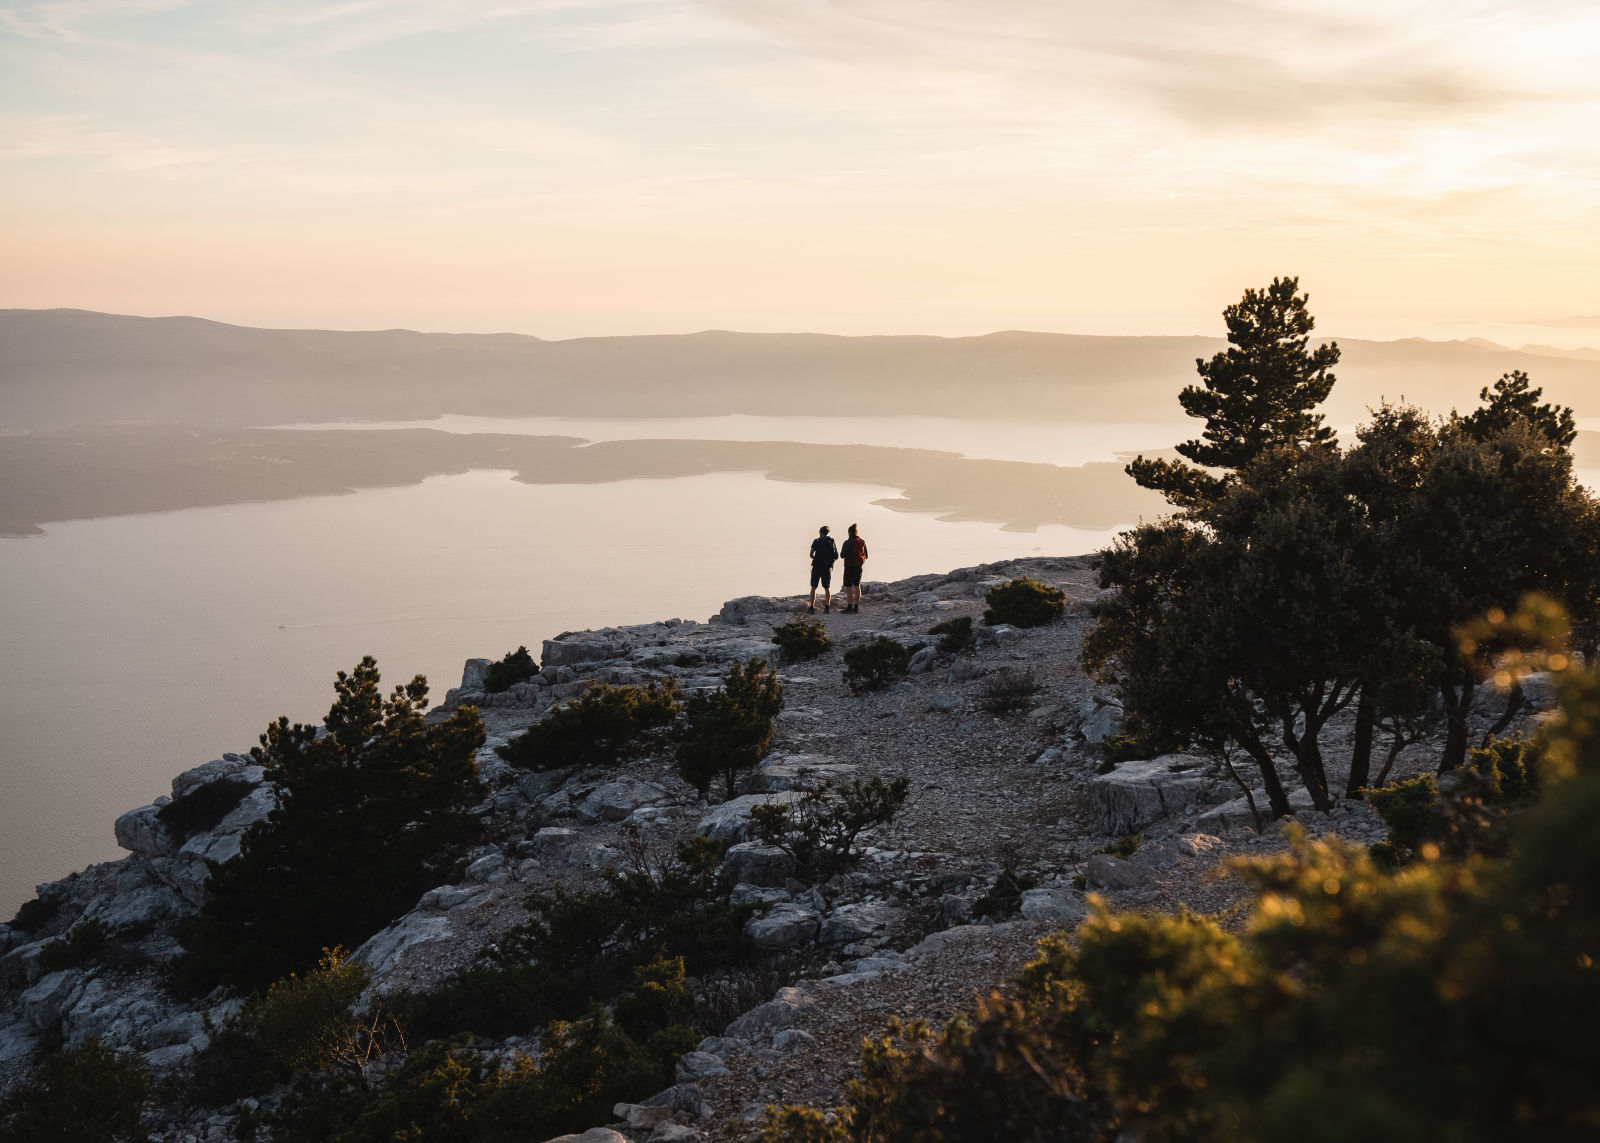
[848,523,858,534]
[819,525,830,534]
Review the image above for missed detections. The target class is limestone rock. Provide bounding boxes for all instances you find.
[1197,788,1317,834]
[461,658,492,690]
[1088,754,1212,835]
[350,911,457,983]
[907,647,937,674]
[719,842,795,888]
[114,804,178,858]
[696,792,804,845]
[745,903,820,950]
[819,901,905,946]
[745,755,857,793]
[1085,854,1149,890]
[1079,700,1123,745]
[577,779,668,824]
[723,986,811,1038]
[1019,887,1088,925]
[539,1130,627,1143]
[975,623,1022,648]
[675,1051,730,1082]
[541,636,624,668]
[772,1028,815,1050]
[715,596,789,626]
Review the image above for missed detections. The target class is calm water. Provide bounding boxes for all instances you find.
[0,467,1123,915]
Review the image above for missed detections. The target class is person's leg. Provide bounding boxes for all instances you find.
[822,569,832,612]
[808,568,819,612]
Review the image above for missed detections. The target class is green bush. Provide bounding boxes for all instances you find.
[676,659,782,797]
[750,777,910,880]
[251,948,402,1077]
[404,836,754,1042]
[1098,735,1148,770]
[971,856,1039,920]
[983,576,1065,628]
[979,667,1040,714]
[842,638,911,693]
[484,646,538,694]
[497,679,680,772]
[929,616,974,654]
[772,620,832,662]
[38,917,108,974]
[0,1040,151,1143]
[9,895,59,933]
[175,657,486,993]
[156,776,253,842]
[1095,832,1142,859]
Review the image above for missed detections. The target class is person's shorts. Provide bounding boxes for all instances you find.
[842,564,863,588]
[810,565,833,589]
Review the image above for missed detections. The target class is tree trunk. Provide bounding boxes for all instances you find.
[1240,734,1292,819]
[1481,681,1525,747]
[1347,687,1375,798]
[1440,673,1476,772]
[1281,716,1332,811]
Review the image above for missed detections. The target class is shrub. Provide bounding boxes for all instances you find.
[498,679,680,772]
[175,657,486,993]
[251,948,402,1077]
[1095,833,1142,860]
[156,776,253,842]
[9,895,59,934]
[0,1039,151,1143]
[772,620,832,662]
[982,576,1065,628]
[484,646,538,694]
[750,777,910,880]
[842,638,911,693]
[405,835,754,1042]
[676,659,782,797]
[971,852,1039,920]
[979,667,1040,714]
[929,616,974,654]
[1098,735,1148,769]
[38,917,108,974]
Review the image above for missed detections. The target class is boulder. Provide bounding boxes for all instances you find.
[461,658,492,690]
[21,969,88,1032]
[907,647,938,674]
[114,804,178,858]
[745,903,820,950]
[745,755,857,793]
[946,661,988,683]
[1085,854,1149,890]
[350,912,457,982]
[975,624,1022,648]
[1197,787,1317,833]
[539,1130,627,1143]
[819,902,905,946]
[675,1051,731,1081]
[1079,701,1123,745]
[772,1029,815,1050]
[723,986,811,1038]
[170,755,262,801]
[1088,754,1212,835]
[1019,887,1088,925]
[464,852,510,883]
[577,779,669,824]
[715,596,788,626]
[719,842,795,887]
[696,792,805,845]
[541,637,622,668]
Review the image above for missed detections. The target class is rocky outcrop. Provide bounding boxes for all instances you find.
[1088,754,1216,835]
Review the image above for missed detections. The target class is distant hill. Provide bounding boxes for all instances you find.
[5,309,1599,430]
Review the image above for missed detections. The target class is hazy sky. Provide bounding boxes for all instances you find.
[3,0,1599,339]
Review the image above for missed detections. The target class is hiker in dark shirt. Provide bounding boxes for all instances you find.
[808,525,838,614]
[840,523,868,613]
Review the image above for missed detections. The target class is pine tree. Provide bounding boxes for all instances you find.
[1128,277,1339,510]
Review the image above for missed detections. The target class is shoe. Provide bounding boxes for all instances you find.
[824,603,830,613]
[808,605,815,614]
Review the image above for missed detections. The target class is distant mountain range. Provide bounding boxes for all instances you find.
[5,309,1600,430]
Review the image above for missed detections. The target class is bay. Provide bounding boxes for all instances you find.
[0,467,1119,915]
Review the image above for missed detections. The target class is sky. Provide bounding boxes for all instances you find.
[3,0,1600,341]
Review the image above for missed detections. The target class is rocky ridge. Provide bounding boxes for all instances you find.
[0,555,1537,1142]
